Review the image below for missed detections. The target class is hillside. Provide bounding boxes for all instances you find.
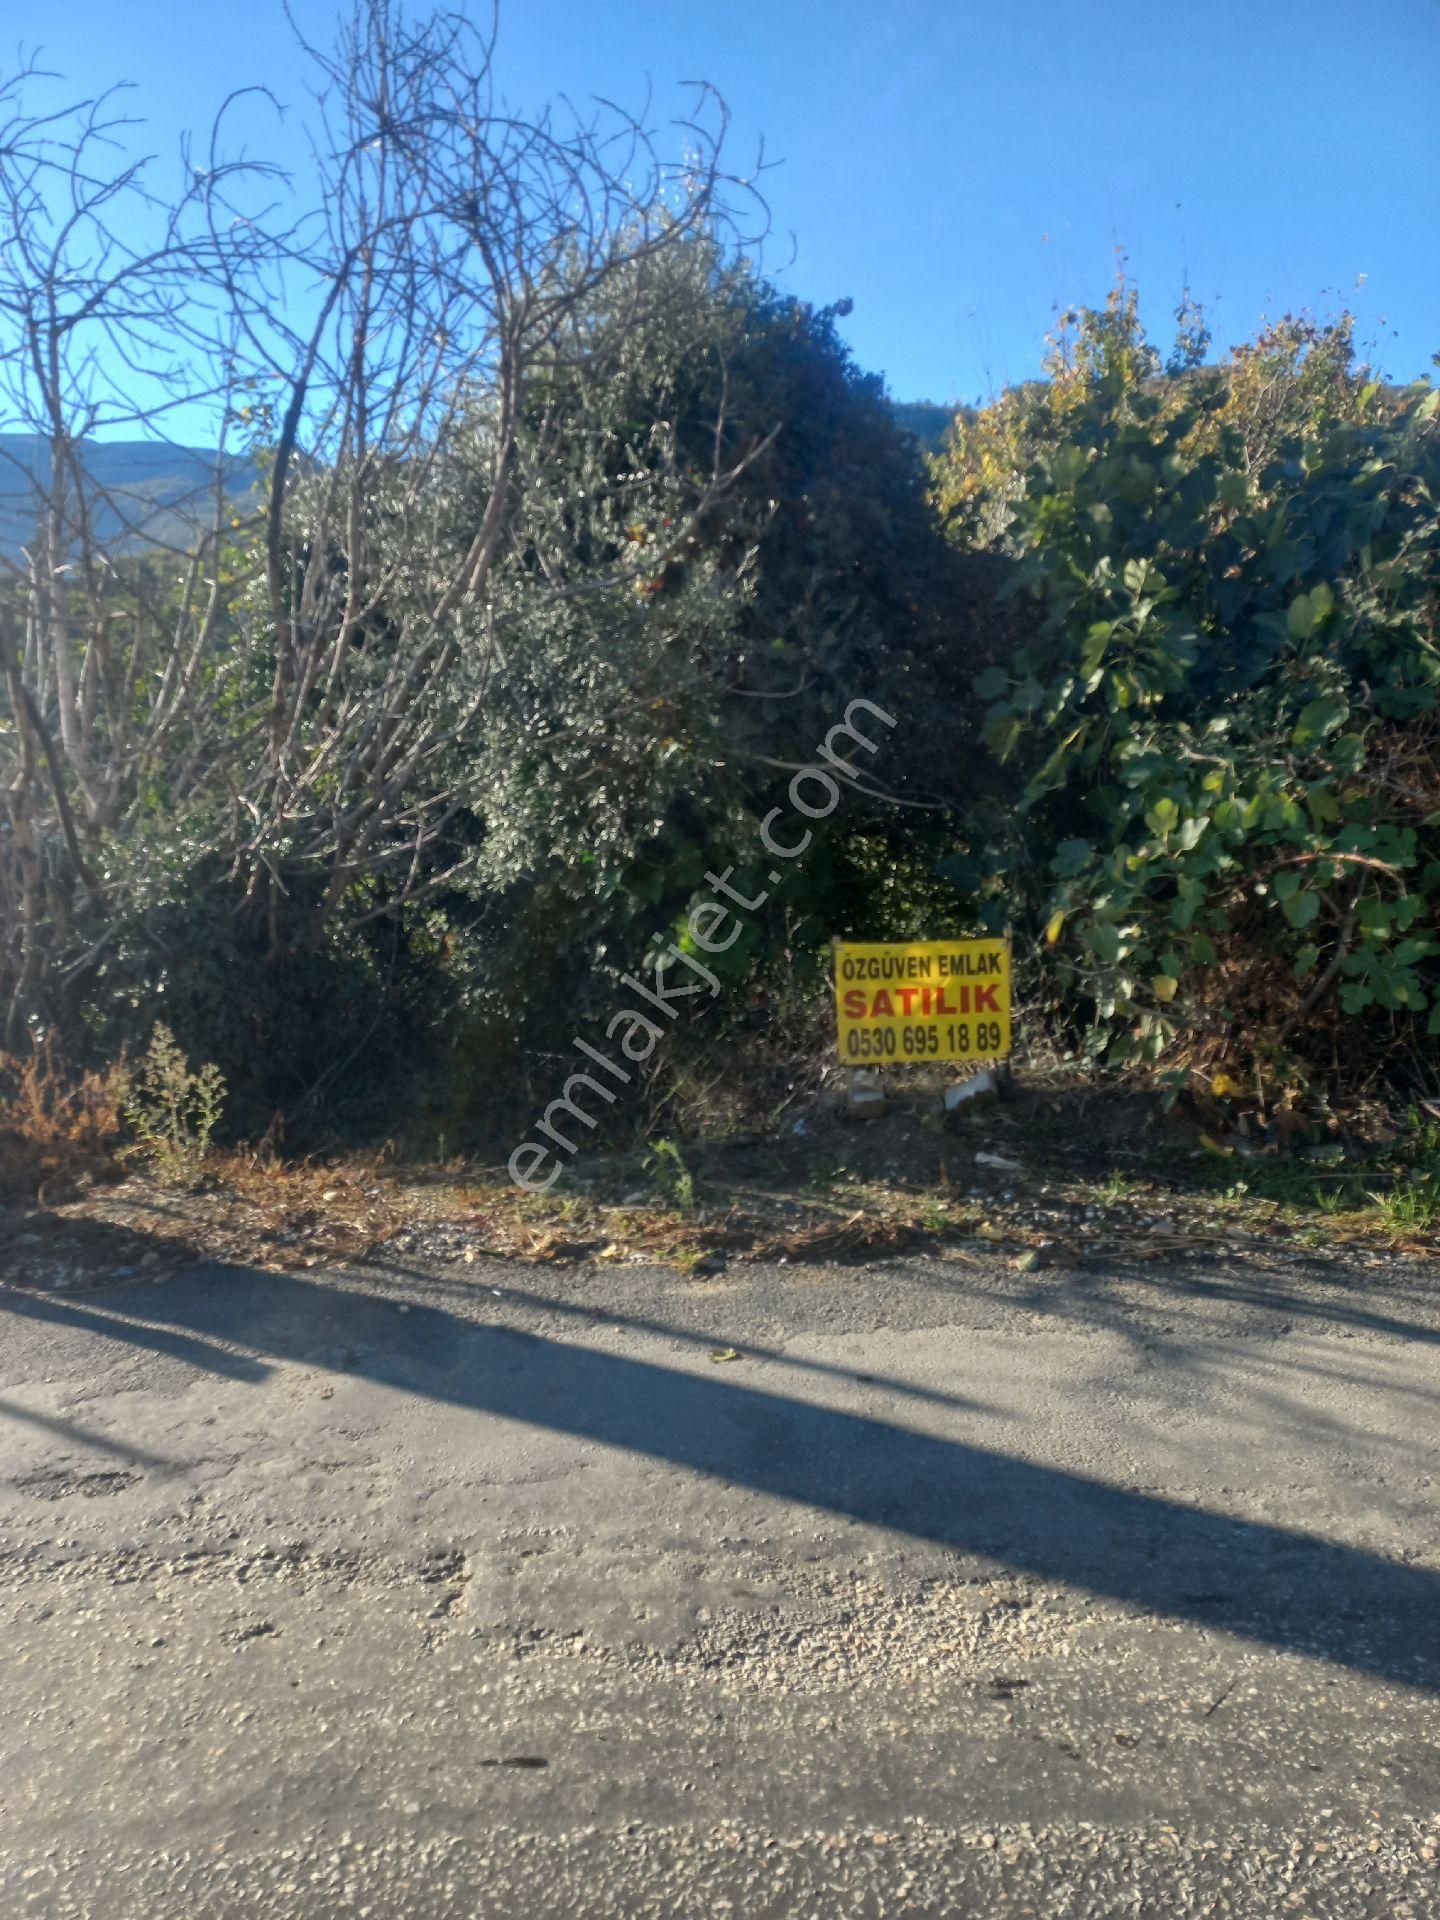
[0,435,260,562]
[889,399,955,452]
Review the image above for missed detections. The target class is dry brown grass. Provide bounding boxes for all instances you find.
[191,1145,418,1268]
[0,1043,128,1203]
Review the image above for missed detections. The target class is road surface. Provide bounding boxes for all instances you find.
[3,1240,1439,1915]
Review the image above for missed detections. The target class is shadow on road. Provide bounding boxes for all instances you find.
[3,1261,1437,1691]
[0,1395,178,1469]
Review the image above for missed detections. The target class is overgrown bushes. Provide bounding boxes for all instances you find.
[0,14,975,1144]
[933,283,1440,1106]
[3,0,1436,1145]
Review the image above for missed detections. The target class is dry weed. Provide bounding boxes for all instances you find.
[0,1043,127,1202]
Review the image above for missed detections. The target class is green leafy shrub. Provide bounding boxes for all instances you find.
[124,1024,227,1184]
[405,246,978,1142]
[643,1137,697,1210]
[944,296,1440,1101]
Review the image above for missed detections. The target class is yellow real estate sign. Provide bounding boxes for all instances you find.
[834,938,1012,1065]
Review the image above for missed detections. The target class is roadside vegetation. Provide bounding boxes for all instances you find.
[1,5,1437,1263]
[933,279,1440,1119]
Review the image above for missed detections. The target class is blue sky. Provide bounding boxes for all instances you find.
[16,0,1440,412]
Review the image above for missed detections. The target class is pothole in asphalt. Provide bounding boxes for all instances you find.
[224,1619,280,1645]
[656,1575,1092,1696]
[14,1468,140,1501]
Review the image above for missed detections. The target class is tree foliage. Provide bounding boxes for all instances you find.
[8,1,1431,1139]
[0,3,763,1105]
[400,246,972,1130]
[0,7,970,1133]
[934,283,1440,1099]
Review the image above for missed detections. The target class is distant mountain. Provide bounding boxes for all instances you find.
[0,435,261,563]
[890,400,957,455]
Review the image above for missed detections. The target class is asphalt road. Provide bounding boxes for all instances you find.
[3,1242,1439,1917]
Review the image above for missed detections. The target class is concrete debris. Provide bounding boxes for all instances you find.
[845,1069,888,1121]
[942,1069,1002,1115]
[976,1150,1025,1174]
